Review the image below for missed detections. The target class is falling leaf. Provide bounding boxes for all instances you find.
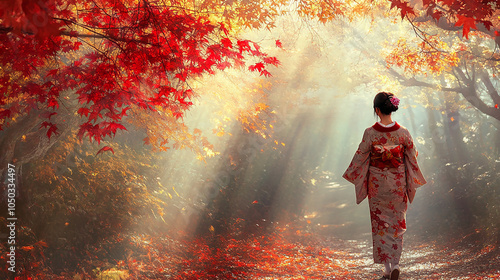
[96,146,114,156]
[275,39,283,49]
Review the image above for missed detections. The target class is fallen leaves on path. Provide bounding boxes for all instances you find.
[117,230,499,279]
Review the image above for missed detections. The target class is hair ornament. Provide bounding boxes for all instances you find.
[390,96,400,107]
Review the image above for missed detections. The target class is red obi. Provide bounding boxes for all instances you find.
[370,144,404,169]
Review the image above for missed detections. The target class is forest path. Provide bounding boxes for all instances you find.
[94,228,500,279]
[337,238,497,279]
[245,184,500,279]
[246,234,500,280]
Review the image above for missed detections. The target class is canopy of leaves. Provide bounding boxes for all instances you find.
[389,0,500,38]
[0,0,279,152]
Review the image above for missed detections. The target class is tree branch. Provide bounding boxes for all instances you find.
[453,67,500,121]
[480,71,500,105]
[386,67,500,121]
[412,15,461,32]
[413,13,496,36]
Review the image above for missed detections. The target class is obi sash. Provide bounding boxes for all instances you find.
[370,144,404,169]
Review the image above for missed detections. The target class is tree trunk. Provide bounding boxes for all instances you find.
[0,111,78,181]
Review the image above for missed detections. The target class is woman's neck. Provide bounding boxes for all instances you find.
[378,114,393,125]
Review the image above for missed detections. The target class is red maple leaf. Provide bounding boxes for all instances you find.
[389,0,415,19]
[40,121,59,139]
[275,39,283,49]
[96,146,114,156]
[221,37,232,48]
[478,20,493,31]
[77,122,99,142]
[237,40,252,53]
[455,15,477,39]
[249,62,265,72]
[260,70,272,77]
[102,122,127,138]
[77,107,90,117]
[263,57,280,66]
[173,111,183,119]
[47,98,59,109]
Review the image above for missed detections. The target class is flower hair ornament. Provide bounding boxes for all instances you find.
[390,96,400,107]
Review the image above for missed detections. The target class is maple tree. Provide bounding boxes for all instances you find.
[386,35,500,121]
[0,0,281,174]
[381,0,500,122]
[283,0,500,123]
[388,0,500,39]
[1,0,499,167]
[2,0,498,169]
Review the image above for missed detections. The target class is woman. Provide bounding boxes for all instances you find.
[343,92,426,280]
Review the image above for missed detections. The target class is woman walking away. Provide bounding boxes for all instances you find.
[342,92,426,280]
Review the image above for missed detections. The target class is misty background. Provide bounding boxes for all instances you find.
[144,15,500,246]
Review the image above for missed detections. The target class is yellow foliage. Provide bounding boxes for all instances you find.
[295,0,389,22]
[385,37,460,75]
[172,0,288,33]
[127,105,216,160]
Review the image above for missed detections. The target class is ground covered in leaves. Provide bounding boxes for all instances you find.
[61,230,498,280]
[5,226,499,280]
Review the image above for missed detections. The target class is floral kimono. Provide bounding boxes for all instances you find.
[343,122,426,264]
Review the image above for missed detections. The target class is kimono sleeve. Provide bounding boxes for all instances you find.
[342,128,371,204]
[403,131,427,203]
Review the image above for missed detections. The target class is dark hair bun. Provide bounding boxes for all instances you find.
[374,92,398,115]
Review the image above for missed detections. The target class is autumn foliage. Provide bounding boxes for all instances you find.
[0,0,279,155]
[389,0,500,38]
[1,0,498,152]
[385,36,460,75]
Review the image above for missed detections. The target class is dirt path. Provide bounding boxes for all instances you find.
[303,236,500,280]
[96,230,500,279]
[236,234,500,279]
